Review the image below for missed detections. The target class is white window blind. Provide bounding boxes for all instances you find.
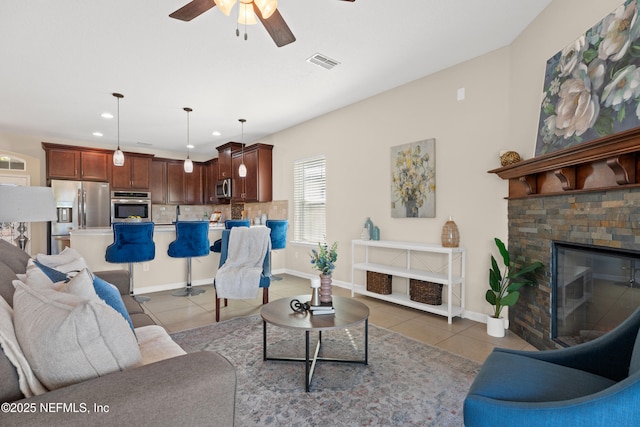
[293,156,326,243]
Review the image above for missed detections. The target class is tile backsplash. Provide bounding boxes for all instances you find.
[152,200,288,225]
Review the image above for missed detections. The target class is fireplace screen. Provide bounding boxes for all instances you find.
[552,242,640,347]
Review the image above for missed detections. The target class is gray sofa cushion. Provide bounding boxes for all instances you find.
[0,240,30,274]
[0,351,22,403]
[0,261,17,308]
[468,350,616,403]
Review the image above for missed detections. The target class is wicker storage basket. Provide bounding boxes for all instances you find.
[366,271,392,294]
[409,279,443,305]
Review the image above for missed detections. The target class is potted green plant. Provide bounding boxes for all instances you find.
[310,241,338,303]
[487,237,543,337]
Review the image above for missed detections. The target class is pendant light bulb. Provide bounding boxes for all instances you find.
[112,93,125,167]
[238,118,247,178]
[183,107,193,173]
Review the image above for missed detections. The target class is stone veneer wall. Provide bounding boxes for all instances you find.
[508,188,640,350]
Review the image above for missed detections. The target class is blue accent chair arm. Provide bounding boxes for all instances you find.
[463,307,640,426]
[464,374,640,427]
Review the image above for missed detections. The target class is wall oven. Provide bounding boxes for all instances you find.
[110,191,152,222]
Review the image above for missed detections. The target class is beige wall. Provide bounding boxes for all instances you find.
[0,0,626,319]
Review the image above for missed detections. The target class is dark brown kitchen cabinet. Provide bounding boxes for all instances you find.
[216,142,243,179]
[167,162,186,204]
[204,158,219,204]
[232,143,273,203]
[43,143,109,181]
[166,161,204,205]
[150,159,167,204]
[111,154,151,190]
[185,163,203,205]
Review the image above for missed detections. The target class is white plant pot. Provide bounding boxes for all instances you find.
[487,316,505,338]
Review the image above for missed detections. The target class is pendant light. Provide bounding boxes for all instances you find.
[183,107,194,173]
[112,93,125,167]
[238,118,247,178]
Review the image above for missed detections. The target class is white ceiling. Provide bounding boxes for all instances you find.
[0,0,551,157]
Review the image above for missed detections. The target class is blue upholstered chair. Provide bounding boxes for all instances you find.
[105,222,155,301]
[210,219,251,253]
[464,307,640,426]
[213,228,270,322]
[265,219,288,281]
[168,221,210,297]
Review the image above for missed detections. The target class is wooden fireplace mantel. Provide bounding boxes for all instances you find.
[489,127,640,198]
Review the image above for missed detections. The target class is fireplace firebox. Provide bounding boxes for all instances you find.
[552,242,640,347]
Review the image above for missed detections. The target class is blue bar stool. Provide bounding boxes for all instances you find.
[105,222,155,302]
[265,219,288,281]
[169,221,211,297]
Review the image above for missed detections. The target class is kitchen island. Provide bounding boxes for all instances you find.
[70,223,225,296]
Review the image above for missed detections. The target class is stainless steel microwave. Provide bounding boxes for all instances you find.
[215,179,232,199]
[111,191,152,222]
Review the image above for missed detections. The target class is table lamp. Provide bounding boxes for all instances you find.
[0,185,57,251]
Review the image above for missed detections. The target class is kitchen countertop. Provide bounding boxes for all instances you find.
[70,222,226,235]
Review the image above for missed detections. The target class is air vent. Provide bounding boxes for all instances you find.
[306,53,340,70]
[136,141,153,146]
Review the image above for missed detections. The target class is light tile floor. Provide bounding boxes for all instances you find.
[140,274,536,364]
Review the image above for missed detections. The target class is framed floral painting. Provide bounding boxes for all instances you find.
[390,139,436,218]
[536,0,640,156]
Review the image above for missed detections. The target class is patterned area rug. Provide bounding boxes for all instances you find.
[170,315,478,426]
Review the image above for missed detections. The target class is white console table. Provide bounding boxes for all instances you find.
[351,239,465,324]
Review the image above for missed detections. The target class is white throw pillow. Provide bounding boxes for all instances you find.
[0,297,47,397]
[12,281,141,390]
[36,247,88,274]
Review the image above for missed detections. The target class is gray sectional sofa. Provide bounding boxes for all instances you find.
[0,240,236,426]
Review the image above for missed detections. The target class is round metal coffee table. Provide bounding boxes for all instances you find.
[260,295,369,392]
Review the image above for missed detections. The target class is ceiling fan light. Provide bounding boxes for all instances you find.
[113,148,125,167]
[214,0,237,16]
[254,0,277,19]
[237,2,258,25]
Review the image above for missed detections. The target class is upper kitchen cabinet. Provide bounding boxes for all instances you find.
[166,160,204,205]
[204,158,219,204]
[111,154,152,190]
[150,159,167,204]
[216,142,243,179]
[43,143,109,181]
[232,143,273,203]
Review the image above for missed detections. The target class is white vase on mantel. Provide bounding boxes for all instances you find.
[487,316,505,338]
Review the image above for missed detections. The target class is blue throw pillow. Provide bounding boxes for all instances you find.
[92,276,135,333]
[34,260,70,283]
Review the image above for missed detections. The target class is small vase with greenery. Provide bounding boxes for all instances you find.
[310,241,338,303]
[487,237,543,321]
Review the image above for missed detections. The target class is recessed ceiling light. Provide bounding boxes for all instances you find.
[187,144,195,149]
[101,112,113,119]
[92,132,103,137]
[212,131,221,136]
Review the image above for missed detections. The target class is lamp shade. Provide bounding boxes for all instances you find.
[238,1,258,25]
[184,158,193,173]
[0,185,57,223]
[215,0,237,16]
[254,0,277,18]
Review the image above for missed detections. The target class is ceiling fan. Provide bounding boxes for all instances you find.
[169,0,355,48]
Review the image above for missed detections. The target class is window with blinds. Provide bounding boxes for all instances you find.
[293,156,326,243]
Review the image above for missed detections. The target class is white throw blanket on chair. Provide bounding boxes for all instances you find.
[215,227,271,299]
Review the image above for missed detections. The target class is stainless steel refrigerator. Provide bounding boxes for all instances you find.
[49,180,111,254]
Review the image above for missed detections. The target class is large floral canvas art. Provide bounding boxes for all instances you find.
[390,139,436,218]
[536,0,640,156]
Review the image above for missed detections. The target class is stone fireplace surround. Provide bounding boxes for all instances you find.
[490,128,640,350]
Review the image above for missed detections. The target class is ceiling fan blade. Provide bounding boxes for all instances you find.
[169,0,216,21]
[254,6,296,47]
